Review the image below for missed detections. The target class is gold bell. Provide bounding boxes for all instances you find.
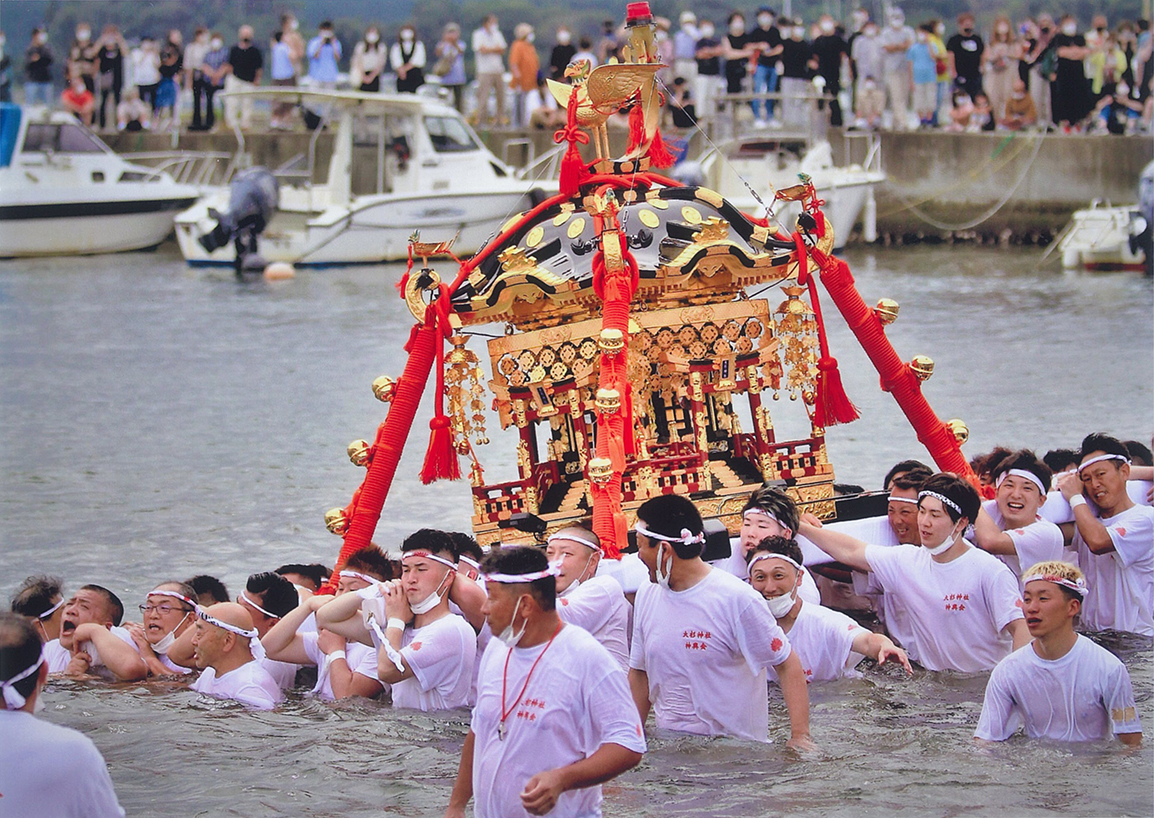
[598,328,625,354]
[874,298,899,325]
[372,376,398,402]
[324,507,349,535]
[594,388,621,414]
[588,457,614,485]
[945,418,969,445]
[347,439,371,467]
[910,355,934,381]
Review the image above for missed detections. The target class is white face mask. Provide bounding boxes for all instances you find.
[409,569,452,615]
[889,17,903,29]
[211,39,223,50]
[758,14,773,27]
[527,32,535,44]
[557,31,571,45]
[290,20,299,31]
[821,21,835,34]
[551,551,595,597]
[496,596,529,647]
[792,27,805,39]
[655,543,674,590]
[77,29,91,42]
[152,612,191,654]
[700,26,715,38]
[1117,84,1130,96]
[1062,23,1077,36]
[864,27,878,38]
[366,32,379,44]
[924,523,962,556]
[766,589,797,618]
[401,31,414,42]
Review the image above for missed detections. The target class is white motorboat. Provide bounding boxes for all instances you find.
[681,135,885,250]
[175,89,555,266]
[0,103,200,257]
[1057,202,1148,271]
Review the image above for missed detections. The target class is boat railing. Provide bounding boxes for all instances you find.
[118,150,237,188]
[842,130,883,174]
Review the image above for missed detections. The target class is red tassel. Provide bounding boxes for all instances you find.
[626,99,645,154]
[421,415,461,483]
[813,356,860,427]
[647,126,675,168]
[555,92,591,199]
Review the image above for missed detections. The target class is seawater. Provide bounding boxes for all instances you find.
[1,245,1151,817]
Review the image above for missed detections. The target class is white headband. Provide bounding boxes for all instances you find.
[1022,571,1089,599]
[197,607,260,641]
[401,550,459,571]
[2,651,44,710]
[37,598,65,620]
[1077,454,1130,475]
[457,555,481,570]
[887,494,918,506]
[339,570,380,586]
[483,566,560,584]
[995,469,1047,495]
[149,589,196,608]
[634,522,706,545]
[547,532,600,551]
[743,508,785,527]
[748,552,803,572]
[918,490,963,516]
[239,591,281,621]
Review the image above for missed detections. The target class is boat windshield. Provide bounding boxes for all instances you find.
[21,122,111,155]
[424,116,478,153]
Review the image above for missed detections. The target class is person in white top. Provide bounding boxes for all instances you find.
[262,547,389,701]
[801,473,1030,672]
[627,494,815,747]
[444,546,645,818]
[975,561,1142,745]
[0,613,126,817]
[122,582,198,676]
[546,526,631,669]
[9,575,71,673]
[719,486,820,605]
[471,14,508,126]
[58,584,148,681]
[1056,433,1154,636]
[747,537,911,682]
[973,450,1064,578]
[189,602,283,710]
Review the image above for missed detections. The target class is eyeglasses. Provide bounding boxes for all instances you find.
[139,604,192,615]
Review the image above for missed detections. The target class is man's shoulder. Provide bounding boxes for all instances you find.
[2,711,101,755]
[425,611,476,640]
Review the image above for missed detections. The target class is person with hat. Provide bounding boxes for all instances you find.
[0,612,125,817]
[444,546,645,818]
[975,561,1142,745]
[627,494,814,746]
[546,526,630,669]
[9,575,70,673]
[973,449,1064,579]
[799,473,1030,672]
[1056,433,1153,636]
[189,602,282,710]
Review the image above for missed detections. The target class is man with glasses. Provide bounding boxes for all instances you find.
[123,582,198,677]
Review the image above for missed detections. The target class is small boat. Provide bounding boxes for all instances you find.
[676,135,886,251]
[0,103,199,257]
[174,89,555,267]
[1057,160,1153,273]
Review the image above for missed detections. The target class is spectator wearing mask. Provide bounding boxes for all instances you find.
[947,87,974,130]
[878,8,914,130]
[352,27,387,93]
[307,21,342,89]
[723,12,755,97]
[60,73,95,124]
[778,20,812,130]
[1050,16,1091,130]
[471,15,508,127]
[668,75,697,128]
[67,23,97,93]
[694,20,723,120]
[852,19,883,127]
[908,24,939,128]
[185,27,212,130]
[572,37,597,69]
[23,28,54,107]
[811,15,849,127]
[154,30,183,130]
[507,23,538,126]
[434,24,467,112]
[984,16,1019,128]
[947,13,984,97]
[1023,15,1056,125]
[748,7,783,126]
[391,25,426,94]
[673,12,699,84]
[279,13,306,77]
[130,36,161,111]
[224,26,263,130]
[971,91,996,131]
[117,86,151,131]
[268,31,296,129]
[1001,77,1038,129]
[548,27,576,81]
[91,25,127,131]
[596,19,620,65]
[197,33,229,131]
[1085,16,1112,98]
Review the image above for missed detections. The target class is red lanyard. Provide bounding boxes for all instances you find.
[498,622,563,741]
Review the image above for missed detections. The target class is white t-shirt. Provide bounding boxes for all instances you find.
[1040,482,1153,524]
[80,626,140,680]
[0,710,125,817]
[596,553,650,595]
[556,575,631,670]
[471,27,507,75]
[771,601,866,683]
[301,632,379,701]
[190,659,283,710]
[717,540,821,604]
[471,624,646,818]
[863,543,1024,672]
[629,568,793,742]
[390,613,476,711]
[975,634,1143,741]
[44,638,71,673]
[260,656,301,690]
[1074,504,1154,636]
[158,652,192,675]
[982,499,1065,578]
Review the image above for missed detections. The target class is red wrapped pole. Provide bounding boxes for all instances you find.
[319,321,440,593]
[808,247,978,486]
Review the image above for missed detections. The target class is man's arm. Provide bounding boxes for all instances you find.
[1004,618,1031,651]
[850,629,912,673]
[316,590,374,646]
[797,518,871,572]
[443,729,475,818]
[448,574,487,632]
[772,650,815,751]
[122,622,177,677]
[520,743,644,816]
[376,584,417,685]
[1055,472,1116,554]
[263,595,330,664]
[72,624,147,681]
[628,668,651,724]
[973,506,1018,555]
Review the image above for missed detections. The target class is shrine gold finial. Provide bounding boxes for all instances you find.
[372,376,398,402]
[910,355,935,381]
[945,418,969,445]
[324,507,349,535]
[874,298,900,325]
[347,439,371,467]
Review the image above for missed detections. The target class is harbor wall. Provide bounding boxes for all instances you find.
[107,129,1152,240]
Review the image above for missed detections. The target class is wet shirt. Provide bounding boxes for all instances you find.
[982,499,1065,578]
[769,600,866,683]
[1074,504,1154,636]
[191,659,283,710]
[556,575,631,669]
[390,613,476,711]
[301,632,378,701]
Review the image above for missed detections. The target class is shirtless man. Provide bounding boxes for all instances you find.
[9,576,69,672]
[973,449,1063,578]
[546,526,630,669]
[59,585,147,682]
[976,561,1142,745]
[189,602,282,710]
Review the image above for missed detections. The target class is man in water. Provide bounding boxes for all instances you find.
[123,582,198,676]
[800,473,1029,672]
[972,450,1064,578]
[721,487,820,605]
[59,585,148,681]
[628,494,815,747]
[9,575,69,672]
[748,536,911,682]
[275,563,330,595]
[444,546,645,818]
[186,574,229,606]
[0,613,125,817]
[975,561,1142,745]
[1057,433,1153,636]
[545,526,630,669]
[189,602,282,710]
[237,571,302,688]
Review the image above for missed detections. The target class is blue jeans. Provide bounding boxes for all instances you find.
[753,63,777,119]
[24,82,53,106]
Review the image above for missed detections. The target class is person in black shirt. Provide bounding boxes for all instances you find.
[1049,15,1090,129]
[24,28,55,107]
[694,21,723,120]
[669,76,697,128]
[224,25,263,130]
[723,12,755,96]
[94,25,127,131]
[811,15,849,127]
[549,27,576,81]
[947,13,984,96]
[778,20,812,129]
[748,7,783,125]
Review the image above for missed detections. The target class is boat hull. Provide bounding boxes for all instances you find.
[1058,204,1147,271]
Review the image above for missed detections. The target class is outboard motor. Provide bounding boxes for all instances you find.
[198,167,279,275]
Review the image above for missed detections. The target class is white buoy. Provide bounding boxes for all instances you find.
[264,262,296,280]
[863,190,878,244]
